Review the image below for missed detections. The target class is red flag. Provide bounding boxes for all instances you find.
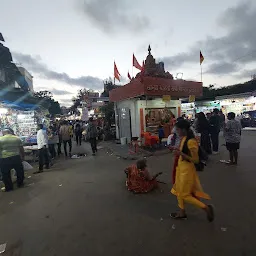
[114,61,121,81]
[128,71,132,80]
[200,51,204,65]
[133,54,143,70]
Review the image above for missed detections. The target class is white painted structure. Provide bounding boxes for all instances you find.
[115,98,181,142]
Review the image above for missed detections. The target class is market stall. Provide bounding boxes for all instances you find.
[181,102,195,120]
[0,103,49,144]
[217,92,256,116]
[195,101,220,115]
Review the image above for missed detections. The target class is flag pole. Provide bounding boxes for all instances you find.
[200,64,202,83]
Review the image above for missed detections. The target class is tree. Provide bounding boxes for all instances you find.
[99,102,115,124]
[34,90,61,116]
[199,79,256,101]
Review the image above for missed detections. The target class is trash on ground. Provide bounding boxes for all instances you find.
[117,157,121,159]
[221,227,227,232]
[97,146,103,150]
[220,160,230,163]
[28,176,31,179]
[9,201,14,205]
[22,161,33,171]
[71,155,80,159]
[0,243,7,254]
[172,224,176,230]
[160,218,163,221]
[59,184,63,187]
[27,183,35,186]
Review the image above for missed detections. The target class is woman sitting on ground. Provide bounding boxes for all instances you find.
[124,159,162,193]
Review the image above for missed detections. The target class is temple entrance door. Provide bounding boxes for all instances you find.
[118,107,132,143]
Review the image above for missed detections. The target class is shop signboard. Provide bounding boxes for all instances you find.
[189,95,195,102]
[162,95,171,102]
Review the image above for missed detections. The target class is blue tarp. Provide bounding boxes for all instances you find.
[1,100,40,110]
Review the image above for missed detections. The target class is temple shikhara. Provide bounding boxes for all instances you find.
[110,46,203,144]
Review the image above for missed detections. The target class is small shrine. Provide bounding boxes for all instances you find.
[110,46,203,143]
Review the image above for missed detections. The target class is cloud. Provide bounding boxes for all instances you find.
[12,52,103,90]
[235,68,256,79]
[51,89,73,96]
[160,1,256,76]
[81,0,150,34]
[206,62,239,75]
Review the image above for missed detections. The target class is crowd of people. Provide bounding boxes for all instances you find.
[1,108,242,224]
[0,117,99,191]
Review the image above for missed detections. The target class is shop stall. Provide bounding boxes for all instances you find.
[195,101,220,115]
[181,102,195,120]
[0,103,48,144]
[217,92,256,116]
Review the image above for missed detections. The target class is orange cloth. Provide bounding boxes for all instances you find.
[126,165,158,193]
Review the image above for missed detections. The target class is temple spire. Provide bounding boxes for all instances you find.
[148,44,151,55]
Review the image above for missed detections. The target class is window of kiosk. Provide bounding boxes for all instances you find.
[145,107,176,134]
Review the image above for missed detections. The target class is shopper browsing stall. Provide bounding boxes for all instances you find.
[35,124,50,173]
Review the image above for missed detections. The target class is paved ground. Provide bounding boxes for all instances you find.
[0,131,256,256]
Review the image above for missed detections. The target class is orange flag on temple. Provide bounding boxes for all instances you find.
[133,54,143,71]
[114,61,121,81]
[200,51,204,65]
[127,71,132,80]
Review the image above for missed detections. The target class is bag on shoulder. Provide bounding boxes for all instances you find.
[182,138,208,172]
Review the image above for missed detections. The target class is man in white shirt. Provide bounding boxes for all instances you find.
[35,124,49,173]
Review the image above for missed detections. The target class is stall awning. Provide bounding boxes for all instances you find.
[109,77,202,102]
[0,89,45,110]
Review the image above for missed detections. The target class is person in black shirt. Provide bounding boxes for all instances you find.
[209,108,221,154]
[196,112,212,154]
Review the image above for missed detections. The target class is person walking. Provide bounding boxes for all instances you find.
[170,120,214,222]
[223,112,242,165]
[59,121,72,158]
[86,117,98,155]
[0,128,25,192]
[219,110,226,130]
[75,122,82,146]
[35,124,50,173]
[209,108,221,154]
[48,126,58,159]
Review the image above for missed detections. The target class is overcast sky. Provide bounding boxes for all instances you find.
[1,0,256,106]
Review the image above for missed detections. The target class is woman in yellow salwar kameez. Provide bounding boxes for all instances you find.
[170,120,214,222]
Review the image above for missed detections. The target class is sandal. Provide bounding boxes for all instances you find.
[170,212,187,220]
[206,205,215,222]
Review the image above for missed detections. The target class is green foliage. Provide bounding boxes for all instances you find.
[201,80,256,100]
[100,102,115,124]
[34,90,61,116]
